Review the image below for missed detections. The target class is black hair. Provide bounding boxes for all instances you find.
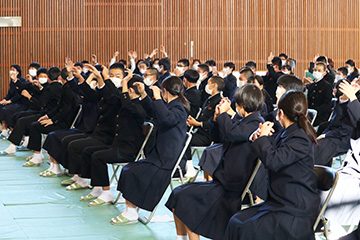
[247,75,264,86]
[337,67,348,76]
[205,59,216,67]
[209,76,225,91]
[60,68,68,80]
[29,62,41,70]
[239,67,255,80]
[192,59,201,65]
[315,62,327,72]
[145,67,159,79]
[278,91,317,143]
[183,69,199,83]
[178,58,190,67]
[74,62,83,68]
[279,53,288,59]
[198,64,210,73]
[316,56,328,64]
[161,76,190,111]
[277,75,304,92]
[48,67,61,81]
[10,64,22,77]
[345,59,358,74]
[281,64,292,72]
[36,67,48,76]
[234,84,264,113]
[271,57,282,68]
[118,59,127,66]
[128,75,143,95]
[159,58,171,71]
[335,78,352,98]
[109,62,125,70]
[224,62,235,71]
[81,60,89,64]
[245,61,257,70]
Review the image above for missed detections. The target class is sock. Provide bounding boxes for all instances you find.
[4,144,16,154]
[51,163,62,174]
[1,129,9,136]
[89,187,102,197]
[176,236,188,240]
[123,207,139,221]
[97,190,114,202]
[47,162,54,171]
[71,174,80,181]
[22,136,29,147]
[30,153,43,164]
[75,177,89,187]
[185,160,196,177]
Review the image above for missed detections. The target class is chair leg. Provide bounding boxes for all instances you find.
[138,205,159,225]
[113,192,122,205]
[110,165,120,184]
[323,217,330,240]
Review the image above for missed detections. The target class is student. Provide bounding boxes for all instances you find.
[238,67,255,87]
[0,65,29,138]
[143,67,160,88]
[166,84,264,240]
[183,69,201,118]
[0,67,62,156]
[308,55,335,86]
[158,57,171,84]
[174,58,190,78]
[79,74,147,206]
[23,67,80,167]
[225,91,320,240]
[247,75,274,115]
[306,62,333,126]
[191,59,201,71]
[263,53,284,104]
[335,67,349,83]
[221,62,237,99]
[197,64,212,104]
[345,59,359,82]
[281,64,293,75]
[26,62,41,81]
[110,76,189,225]
[205,59,217,77]
[279,52,288,67]
[185,76,224,177]
[245,61,257,74]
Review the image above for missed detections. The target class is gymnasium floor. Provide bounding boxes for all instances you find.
[0,138,332,240]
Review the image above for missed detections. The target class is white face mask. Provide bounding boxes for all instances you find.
[335,74,343,83]
[313,71,324,82]
[143,77,153,87]
[281,60,287,66]
[38,77,48,84]
[110,77,122,88]
[205,84,212,95]
[223,67,231,76]
[139,68,146,75]
[192,64,199,71]
[153,64,160,71]
[282,70,290,75]
[82,67,89,74]
[218,72,226,78]
[176,66,185,74]
[199,73,206,81]
[29,69,37,77]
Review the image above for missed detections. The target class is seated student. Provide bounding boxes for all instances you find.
[166,84,264,240]
[225,91,320,240]
[345,59,359,82]
[143,67,160,88]
[306,62,333,126]
[245,61,257,75]
[26,62,41,82]
[281,64,293,75]
[183,69,201,118]
[0,65,29,138]
[263,53,284,104]
[158,57,171,84]
[247,75,274,115]
[220,62,237,99]
[335,66,348,84]
[205,59,217,77]
[184,76,224,177]
[197,64,212,104]
[110,76,189,225]
[23,67,80,167]
[40,66,99,177]
[62,63,124,189]
[0,67,62,156]
[237,67,255,88]
[191,59,201,71]
[308,55,335,86]
[174,58,190,79]
[315,80,354,166]
[78,74,147,206]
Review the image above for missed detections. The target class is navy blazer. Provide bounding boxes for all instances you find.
[347,98,360,139]
[4,78,29,105]
[252,124,320,217]
[140,96,187,170]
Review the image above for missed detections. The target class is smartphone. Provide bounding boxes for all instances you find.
[305,70,315,81]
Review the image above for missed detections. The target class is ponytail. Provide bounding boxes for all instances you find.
[161,76,190,112]
[297,113,317,144]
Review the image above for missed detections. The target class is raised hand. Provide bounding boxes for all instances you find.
[133,82,146,98]
[149,48,159,58]
[91,54,98,65]
[160,45,168,57]
[267,52,275,63]
[150,85,161,100]
[258,122,275,137]
[339,80,359,101]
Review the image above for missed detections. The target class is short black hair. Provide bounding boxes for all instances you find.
[29,62,41,70]
[119,59,127,66]
[316,56,328,64]
[11,64,22,77]
[272,57,282,68]
[205,59,216,67]
[146,67,159,79]
[279,53,288,59]
[159,58,171,71]
[183,69,199,83]
[234,84,264,113]
[277,75,304,92]
[337,67,348,76]
[128,75,143,95]
[61,68,68,80]
[48,67,61,80]
[177,58,190,67]
[281,65,292,72]
[345,59,356,67]
[81,60,89,64]
[224,62,235,71]
[74,62,83,68]
[239,67,255,80]
[198,64,210,73]
[36,67,48,76]
[109,62,125,70]
[247,75,264,86]
[209,76,225,91]
[245,61,257,70]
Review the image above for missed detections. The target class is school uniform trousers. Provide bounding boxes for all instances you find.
[166,112,263,240]
[225,124,320,240]
[118,97,188,211]
[66,80,121,175]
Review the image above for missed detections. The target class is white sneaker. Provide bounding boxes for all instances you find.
[185,160,197,178]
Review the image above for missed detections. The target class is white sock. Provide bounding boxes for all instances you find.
[185,160,195,171]
[4,144,16,154]
[22,137,29,147]
[97,190,114,203]
[51,163,62,174]
[71,174,80,181]
[89,187,102,197]
[30,153,43,163]
[47,162,54,171]
[75,177,89,187]
[176,236,188,240]
[123,207,139,221]
[1,129,9,136]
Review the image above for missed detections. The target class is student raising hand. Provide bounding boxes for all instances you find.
[150,85,161,100]
[133,82,147,99]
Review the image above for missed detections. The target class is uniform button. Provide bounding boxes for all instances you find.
[115,133,119,136]
[116,124,119,127]
[116,115,119,117]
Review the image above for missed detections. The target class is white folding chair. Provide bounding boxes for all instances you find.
[138,132,192,225]
[70,104,83,129]
[188,108,202,134]
[313,165,340,239]
[307,108,318,126]
[241,159,262,206]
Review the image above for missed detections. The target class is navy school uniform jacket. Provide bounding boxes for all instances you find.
[263,65,283,104]
[24,82,62,113]
[199,75,211,104]
[347,95,360,139]
[184,86,202,118]
[223,74,237,99]
[4,78,29,106]
[252,124,320,217]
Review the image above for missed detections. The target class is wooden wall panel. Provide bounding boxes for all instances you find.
[1,0,360,96]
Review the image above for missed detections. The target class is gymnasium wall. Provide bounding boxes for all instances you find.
[1,0,359,96]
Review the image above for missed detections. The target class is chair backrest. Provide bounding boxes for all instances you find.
[313,165,340,232]
[307,109,318,126]
[188,108,202,134]
[70,104,83,129]
[171,132,193,178]
[135,122,154,161]
[241,159,262,202]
